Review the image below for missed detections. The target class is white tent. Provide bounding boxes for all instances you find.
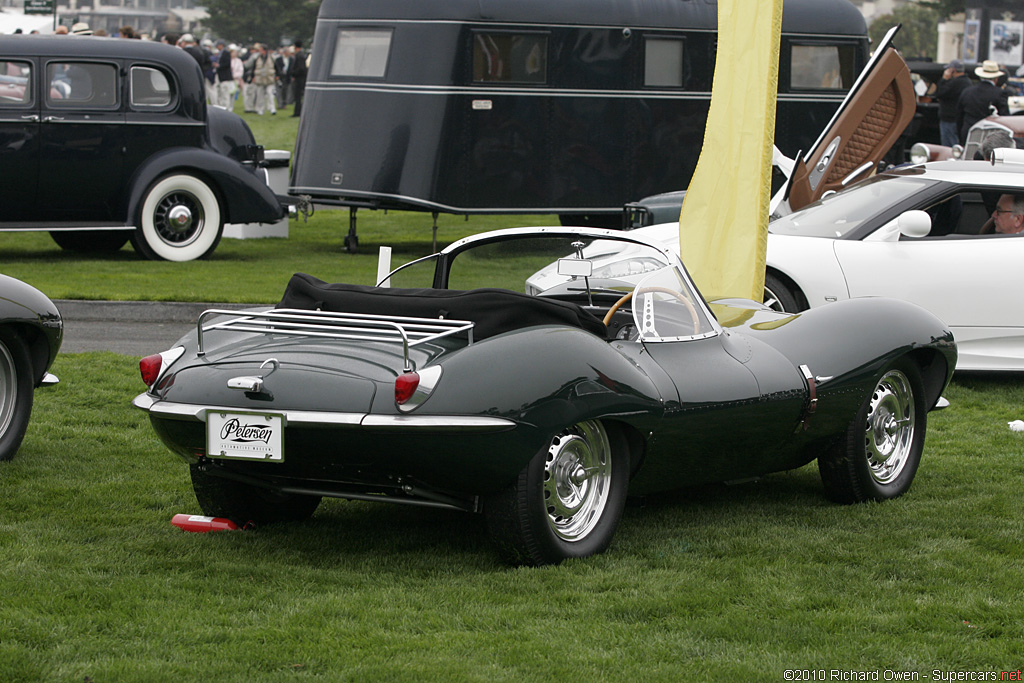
[1,9,56,35]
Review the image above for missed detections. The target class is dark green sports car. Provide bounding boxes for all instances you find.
[133,227,956,565]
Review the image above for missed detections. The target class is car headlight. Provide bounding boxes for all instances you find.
[592,258,664,280]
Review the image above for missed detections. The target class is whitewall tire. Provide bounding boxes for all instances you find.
[131,174,223,261]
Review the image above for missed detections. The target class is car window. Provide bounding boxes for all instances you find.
[46,62,118,108]
[0,60,32,106]
[771,174,937,239]
[130,66,174,108]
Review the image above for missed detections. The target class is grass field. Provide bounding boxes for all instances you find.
[2,96,1024,682]
[1,357,1022,681]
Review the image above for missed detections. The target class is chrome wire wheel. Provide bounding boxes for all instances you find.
[543,420,612,542]
[0,341,16,440]
[863,368,916,485]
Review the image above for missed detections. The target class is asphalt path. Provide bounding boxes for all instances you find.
[56,300,265,357]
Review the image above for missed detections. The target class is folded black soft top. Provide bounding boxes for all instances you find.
[277,273,607,341]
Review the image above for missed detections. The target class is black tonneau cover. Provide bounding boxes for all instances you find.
[278,273,607,340]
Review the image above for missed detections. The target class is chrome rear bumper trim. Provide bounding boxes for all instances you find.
[132,393,515,432]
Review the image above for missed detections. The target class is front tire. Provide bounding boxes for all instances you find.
[131,174,223,262]
[485,421,628,565]
[0,330,35,462]
[763,273,800,312]
[190,464,322,525]
[818,360,926,504]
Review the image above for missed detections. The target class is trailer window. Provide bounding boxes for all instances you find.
[331,29,392,78]
[473,33,547,84]
[790,44,857,91]
[644,38,687,88]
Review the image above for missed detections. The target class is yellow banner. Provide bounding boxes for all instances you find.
[678,0,783,302]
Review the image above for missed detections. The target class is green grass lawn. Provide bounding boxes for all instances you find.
[1,357,1022,681]
[2,94,1023,682]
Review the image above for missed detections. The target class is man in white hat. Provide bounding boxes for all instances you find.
[70,22,93,36]
[956,60,1010,144]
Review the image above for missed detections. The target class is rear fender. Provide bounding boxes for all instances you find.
[124,148,285,226]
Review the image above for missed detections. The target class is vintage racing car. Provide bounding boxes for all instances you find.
[133,227,956,565]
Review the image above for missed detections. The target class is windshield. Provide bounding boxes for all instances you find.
[770,174,937,238]
[630,267,712,341]
[381,230,715,342]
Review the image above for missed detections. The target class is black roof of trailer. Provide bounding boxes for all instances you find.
[316,0,867,36]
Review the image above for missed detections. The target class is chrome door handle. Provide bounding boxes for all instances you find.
[20,114,39,122]
[42,116,64,123]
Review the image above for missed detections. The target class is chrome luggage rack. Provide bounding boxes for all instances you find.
[197,308,475,371]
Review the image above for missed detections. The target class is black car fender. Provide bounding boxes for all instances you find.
[0,275,63,385]
[735,297,956,411]
[409,325,666,455]
[123,147,286,226]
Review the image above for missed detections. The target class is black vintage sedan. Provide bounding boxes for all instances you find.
[133,227,956,565]
[1,273,61,462]
[0,36,284,261]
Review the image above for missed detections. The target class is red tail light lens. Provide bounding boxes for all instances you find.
[140,354,163,387]
[395,371,420,405]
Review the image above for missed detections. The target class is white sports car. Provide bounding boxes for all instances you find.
[566,150,1024,371]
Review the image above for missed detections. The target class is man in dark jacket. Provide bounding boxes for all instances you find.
[290,41,308,117]
[933,60,971,147]
[274,47,292,108]
[956,60,1010,144]
[214,40,234,109]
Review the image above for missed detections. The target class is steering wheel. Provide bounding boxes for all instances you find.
[602,286,701,334]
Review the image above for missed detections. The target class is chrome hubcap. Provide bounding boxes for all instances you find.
[543,421,611,542]
[154,192,203,245]
[167,205,193,233]
[864,369,915,484]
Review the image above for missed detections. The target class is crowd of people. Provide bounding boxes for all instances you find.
[168,32,308,116]
[8,21,309,116]
[930,58,1020,146]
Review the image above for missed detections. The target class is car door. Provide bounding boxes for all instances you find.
[38,59,124,224]
[834,229,1024,370]
[781,26,916,213]
[123,62,200,174]
[0,57,40,223]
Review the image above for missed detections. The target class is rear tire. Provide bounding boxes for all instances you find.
[485,421,628,565]
[818,360,926,504]
[190,464,321,525]
[50,231,130,253]
[131,174,223,262]
[0,330,34,462]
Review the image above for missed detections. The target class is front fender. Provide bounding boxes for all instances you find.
[124,148,285,226]
[734,297,956,410]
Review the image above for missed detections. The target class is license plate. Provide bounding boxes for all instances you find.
[206,410,284,462]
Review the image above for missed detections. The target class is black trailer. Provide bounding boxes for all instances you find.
[290,0,869,250]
